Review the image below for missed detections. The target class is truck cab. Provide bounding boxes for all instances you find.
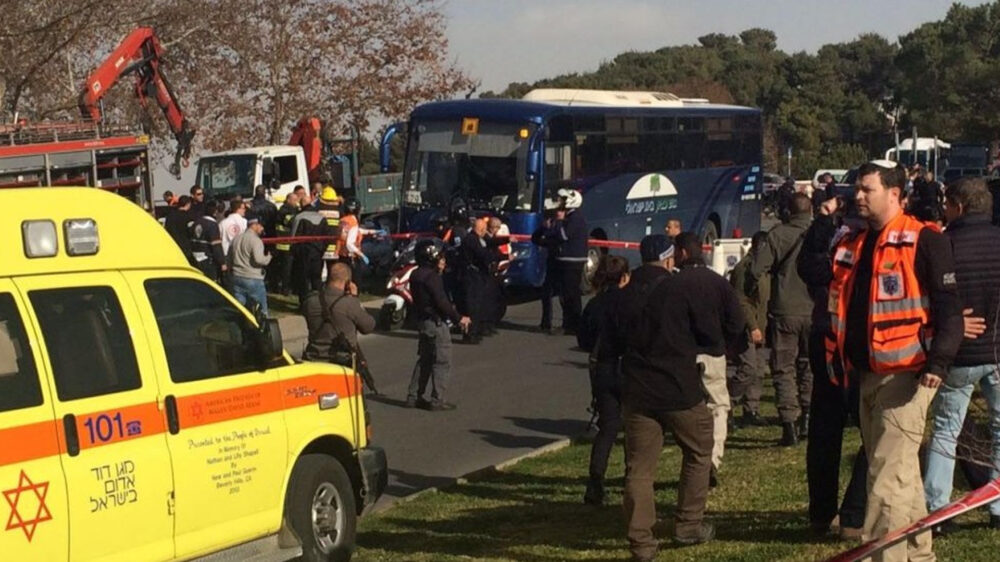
[196,146,308,202]
[0,187,386,561]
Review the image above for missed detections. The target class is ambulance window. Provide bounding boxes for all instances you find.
[0,294,43,412]
[144,278,263,382]
[30,287,142,401]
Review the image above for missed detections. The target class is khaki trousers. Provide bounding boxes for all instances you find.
[623,403,713,560]
[698,353,730,470]
[859,371,937,562]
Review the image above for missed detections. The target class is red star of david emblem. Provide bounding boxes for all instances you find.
[190,402,204,421]
[3,470,52,542]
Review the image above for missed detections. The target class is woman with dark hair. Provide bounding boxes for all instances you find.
[577,254,631,506]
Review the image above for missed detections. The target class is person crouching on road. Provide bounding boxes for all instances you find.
[616,234,718,560]
[228,215,273,317]
[577,254,630,507]
[673,232,744,487]
[406,239,471,411]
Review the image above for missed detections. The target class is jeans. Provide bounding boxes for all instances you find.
[925,363,1000,516]
[232,275,268,316]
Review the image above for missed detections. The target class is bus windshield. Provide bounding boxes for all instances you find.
[197,155,255,198]
[403,120,534,212]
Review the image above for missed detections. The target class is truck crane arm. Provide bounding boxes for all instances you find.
[78,27,195,179]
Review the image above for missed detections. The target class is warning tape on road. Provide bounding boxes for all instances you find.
[826,477,1000,561]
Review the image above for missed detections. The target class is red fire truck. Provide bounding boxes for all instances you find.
[0,27,194,211]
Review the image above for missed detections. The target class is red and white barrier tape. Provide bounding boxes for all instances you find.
[262,232,643,250]
[826,477,1000,561]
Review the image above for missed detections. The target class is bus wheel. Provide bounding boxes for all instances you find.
[701,221,719,247]
[287,454,357,562]
[582,247,601,294]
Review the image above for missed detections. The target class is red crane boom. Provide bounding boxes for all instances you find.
[78,27,195,178]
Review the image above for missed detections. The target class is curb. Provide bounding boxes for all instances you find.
[369,434,587,515]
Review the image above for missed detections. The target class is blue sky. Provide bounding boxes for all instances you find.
[444,0,991,92]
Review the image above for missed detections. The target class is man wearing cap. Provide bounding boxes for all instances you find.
[824,160,962,561]
[614,233,717,559]
[228,214,273,316]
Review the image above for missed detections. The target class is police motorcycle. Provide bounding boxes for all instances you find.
[379,236,445,331]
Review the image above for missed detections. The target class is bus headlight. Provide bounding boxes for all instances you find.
[510,244,532,261]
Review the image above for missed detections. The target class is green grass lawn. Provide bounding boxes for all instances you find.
[356,386,1000,561]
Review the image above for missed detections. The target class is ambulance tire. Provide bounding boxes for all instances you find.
[287,454,358,562]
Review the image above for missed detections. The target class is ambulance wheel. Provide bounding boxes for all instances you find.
[701,220,718,247]
[287,454,357,562]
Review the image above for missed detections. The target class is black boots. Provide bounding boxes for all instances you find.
[779,422,799,446]
[798,409,810,438]
[740,409,768,427]
[583,478,604,506]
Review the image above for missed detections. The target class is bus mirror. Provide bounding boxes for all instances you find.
[380,121,406,173]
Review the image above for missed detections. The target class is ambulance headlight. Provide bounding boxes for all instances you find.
[22,220,58,258]
[64,219,99,256]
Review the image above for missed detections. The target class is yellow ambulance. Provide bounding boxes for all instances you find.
[0,188,386,561]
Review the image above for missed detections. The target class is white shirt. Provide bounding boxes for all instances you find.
[219,213,247,256]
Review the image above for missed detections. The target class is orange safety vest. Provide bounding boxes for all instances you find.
[338,214,363,259]
[825,212,936,379]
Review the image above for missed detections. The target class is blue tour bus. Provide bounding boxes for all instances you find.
[381,89,762,287]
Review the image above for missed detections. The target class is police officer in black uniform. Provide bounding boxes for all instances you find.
[461,217,497,344]
[405,239,471,411]
[190,199,225,282]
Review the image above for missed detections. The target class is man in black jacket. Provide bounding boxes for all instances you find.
[164,195,196,265]
[674,232,744,484]
[532,189,588,334]
[405,239,471,411]
[460,218,497,344]
[796,198,868,539]
[618,233,739,560]
[924,177,1000,530]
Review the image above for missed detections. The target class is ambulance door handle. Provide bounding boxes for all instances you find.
[63,414,80,457]
[165,395,180,435]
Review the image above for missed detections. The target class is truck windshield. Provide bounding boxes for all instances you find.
[197,155,255,198]
[402,120,534,212]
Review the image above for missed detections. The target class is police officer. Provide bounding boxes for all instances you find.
[533,189,588,334]
[190,199,226,282]
[250,184,278,237]
[461,217,496,344]
[532,198,563,333]
[728,231,769,427]
[405,239,471,411]
[750,193,815,446]
[442,199,471,307]
[289,203,327,301]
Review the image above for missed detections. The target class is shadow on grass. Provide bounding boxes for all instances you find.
[360,468,820,561]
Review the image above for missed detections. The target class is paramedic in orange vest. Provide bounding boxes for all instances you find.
[338,198,378,273]
[823,160,962,562]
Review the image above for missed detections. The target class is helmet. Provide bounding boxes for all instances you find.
[558,188,583,209]
[320,186,339,204]
[414,238,442,266]
[344,198,361,215]
[449,198,469,223]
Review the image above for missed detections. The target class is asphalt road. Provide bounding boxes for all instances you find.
[280,295,593,510]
